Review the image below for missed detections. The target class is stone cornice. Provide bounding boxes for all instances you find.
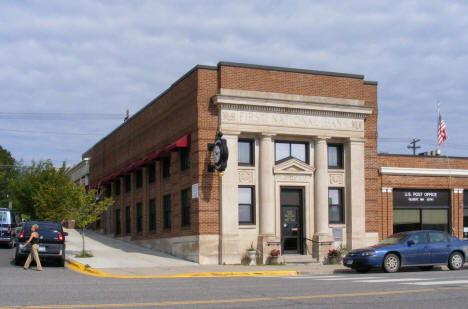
[380,167,468,177]
[213,90,373,119]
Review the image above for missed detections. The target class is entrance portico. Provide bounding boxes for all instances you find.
[213,88,378,263]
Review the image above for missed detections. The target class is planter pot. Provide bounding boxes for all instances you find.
[247,250,257,265]
[269,256,282,265]
[328,257,340,264]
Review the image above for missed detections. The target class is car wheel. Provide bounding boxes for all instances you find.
[419,266,434,271]
[356,267,371,273]
[448,252,464,270]
[383,253,400,273]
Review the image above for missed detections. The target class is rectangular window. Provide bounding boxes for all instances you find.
[275,141,308,163]
[148,164,155,184]
[115,209,121,235]
[125,206,131,234]
[136,202,142,234]
[149,199,156,232]
[329,188,344,224]
[238,139,254,165]
[135,169,143,189]
[180,148,190,171]
[163,194,171,229]
[181,188,191,227]
[238,186,255,224]
[105,184,111,198]
[328,144,344,169]
[162,157,171,178]
[125,175,131,192]
[114,179,120,196]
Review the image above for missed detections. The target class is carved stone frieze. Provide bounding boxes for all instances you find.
[328,173,345,186]
[221,110,364,132]
[238,170,254,185]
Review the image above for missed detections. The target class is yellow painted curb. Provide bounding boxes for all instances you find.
[66,260,298,279]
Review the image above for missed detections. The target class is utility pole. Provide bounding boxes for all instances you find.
[407,138,421,156]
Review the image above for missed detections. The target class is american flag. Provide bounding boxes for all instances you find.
[438,110,448,146]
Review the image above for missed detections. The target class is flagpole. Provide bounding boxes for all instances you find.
[437,100,440,152]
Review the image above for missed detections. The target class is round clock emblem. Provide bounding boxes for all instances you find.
[212,132,228,172]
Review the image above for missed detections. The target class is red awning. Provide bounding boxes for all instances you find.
[91,134,190,188]
[165,135,190,151]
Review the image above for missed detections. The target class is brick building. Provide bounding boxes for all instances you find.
[83,61,468,264]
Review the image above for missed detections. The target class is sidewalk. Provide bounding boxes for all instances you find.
[64,228,349,277]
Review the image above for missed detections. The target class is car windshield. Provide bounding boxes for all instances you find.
[0,211,8,224]
[377,233,408,246]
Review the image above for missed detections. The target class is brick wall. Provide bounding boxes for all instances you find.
[84,66,216,240]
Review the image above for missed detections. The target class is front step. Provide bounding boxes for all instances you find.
[282,254,318,264]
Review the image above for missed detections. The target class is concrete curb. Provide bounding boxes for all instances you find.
[65,258,298,279]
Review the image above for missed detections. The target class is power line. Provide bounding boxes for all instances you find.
[0,128,106,136]
[0,112,124,120]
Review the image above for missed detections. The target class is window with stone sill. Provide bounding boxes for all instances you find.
[275,141,308,163]
[238,186,255,225]
[238,139,254,166]
[328,188,344,224]
[328,143,344,169]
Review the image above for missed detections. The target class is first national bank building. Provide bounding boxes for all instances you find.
[82,61,463,264]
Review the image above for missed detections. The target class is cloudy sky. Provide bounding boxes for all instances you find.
[1,0,467,166]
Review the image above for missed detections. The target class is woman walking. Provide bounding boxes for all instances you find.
[23,224,42,271]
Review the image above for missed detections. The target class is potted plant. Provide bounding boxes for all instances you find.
[246,243,257,266]
[269,248,281,264]
[340,247,349,259]
[327,248,340,264]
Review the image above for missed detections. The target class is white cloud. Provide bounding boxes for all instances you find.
[1,0,468,164]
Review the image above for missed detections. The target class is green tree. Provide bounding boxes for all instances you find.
[70,185,113,255]
[9,160,72,220]
[0,145,18,207]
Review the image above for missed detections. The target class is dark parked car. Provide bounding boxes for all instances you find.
[0,208,22,248]
[15,221,68,266]
[343,230,468,273]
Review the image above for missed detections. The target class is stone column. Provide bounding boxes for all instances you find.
[346,138,367,249]
[259,134,275,236]
[258,133,277,263]
[313,136,333,260]
[219,131,240,264]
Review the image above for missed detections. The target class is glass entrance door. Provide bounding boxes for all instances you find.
[280,188,303,254]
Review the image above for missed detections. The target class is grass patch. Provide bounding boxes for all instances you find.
[75,251,93,258]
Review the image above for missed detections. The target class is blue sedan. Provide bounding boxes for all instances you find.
[343,230,468,273]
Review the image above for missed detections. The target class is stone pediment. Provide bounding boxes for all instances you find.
[273,158,315,175]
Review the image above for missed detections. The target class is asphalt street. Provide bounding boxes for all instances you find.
[2,246,468,308]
